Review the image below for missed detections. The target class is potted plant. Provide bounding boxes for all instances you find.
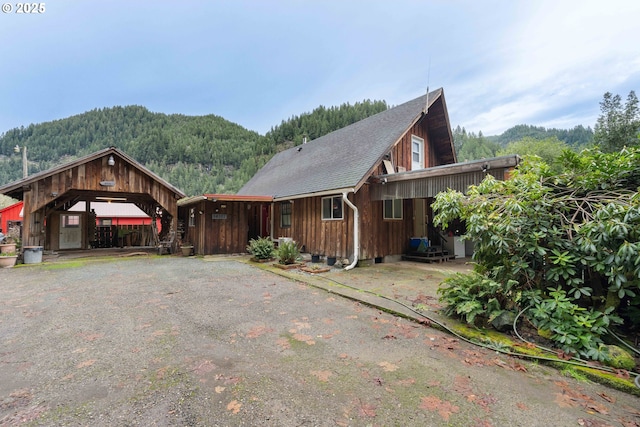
[0,225,21,255]
[274,240,302,269]
[180,242,194,256]
[246,237,275,262]
[0,251,18,268]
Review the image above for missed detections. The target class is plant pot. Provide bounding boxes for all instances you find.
[273,262,303,270]
[181,246,193,256]
[23,246,43,264]
[311,254,321,263]
[0,255,18,268]
[0,243,16,254]
[327,257,337,266]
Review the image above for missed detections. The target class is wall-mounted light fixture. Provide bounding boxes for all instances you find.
[108,155,115,166]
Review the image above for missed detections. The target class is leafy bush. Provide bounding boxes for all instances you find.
[438,272,519,325]
[277,240,300,265]
[432,148,640,361]
[527,287,622,360]
[246,237,275,260]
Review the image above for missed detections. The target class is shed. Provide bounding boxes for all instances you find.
[0,147,186,251]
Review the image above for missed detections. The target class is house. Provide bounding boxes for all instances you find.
[0,147,186,251]
[234,88,519,266]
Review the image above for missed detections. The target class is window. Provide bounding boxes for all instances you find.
[411,135,424,170]
[189,208,195,227]
[62,214,80,228]
[383,199,403,220]
[322,196,343,220]
[100,219,112,226]
[280,201,292,228]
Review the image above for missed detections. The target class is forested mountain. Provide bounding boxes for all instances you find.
[0,98,602,198]
[0,100,388,196]
[453,124,594,163]
[487,124,594,147]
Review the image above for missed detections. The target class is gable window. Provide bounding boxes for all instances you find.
[411,135,424,170]
[322,196,343,220]
[280,201,292,228]
[383,199,403,220]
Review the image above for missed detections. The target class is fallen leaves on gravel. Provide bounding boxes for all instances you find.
[419,395,459,421]
[226,400,241,414]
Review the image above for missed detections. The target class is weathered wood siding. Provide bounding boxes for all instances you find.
[22,154,181,248]
[26,157,178,216]
[272,196,354,260]
[372,119,437,175]
[355,184,413,259]
[270,118,449,261]
[183,200,250,255]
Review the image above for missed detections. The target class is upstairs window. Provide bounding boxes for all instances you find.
[322,196,343,220]
[383,199,403,220]
[411,135,424,170]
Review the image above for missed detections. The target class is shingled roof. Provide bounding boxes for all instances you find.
[238,88,454,199]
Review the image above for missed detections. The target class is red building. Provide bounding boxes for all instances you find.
[0,201,23,235]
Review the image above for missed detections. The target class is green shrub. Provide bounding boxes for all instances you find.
[438,271,519,326]
[246,237,275,260]
[527,287,622,361]
[277,240,300,265]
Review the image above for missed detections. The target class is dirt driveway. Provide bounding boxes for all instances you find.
[1,256,639,426]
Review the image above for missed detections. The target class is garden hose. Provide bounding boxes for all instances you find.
[316,274,640,389]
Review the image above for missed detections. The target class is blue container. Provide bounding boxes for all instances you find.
[410,238,429,249]
[409,238,422,249]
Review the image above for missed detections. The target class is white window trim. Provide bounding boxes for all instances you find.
[411,135,424,170]
[383,199,403,220]
[322,195,344,220]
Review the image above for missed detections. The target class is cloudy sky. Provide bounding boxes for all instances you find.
[1,0,638,137]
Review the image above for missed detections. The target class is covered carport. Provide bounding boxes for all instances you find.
[0,147,186,252]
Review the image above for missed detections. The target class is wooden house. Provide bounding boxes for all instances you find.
[178,194,273,255]
[236,88,519,266]
[0,147,185,251]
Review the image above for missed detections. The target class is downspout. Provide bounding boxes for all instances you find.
[342,192,359,270]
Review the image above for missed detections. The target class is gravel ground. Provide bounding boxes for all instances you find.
[0,256,639,426]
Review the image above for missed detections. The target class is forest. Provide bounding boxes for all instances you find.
[0,91,636,199]
[0,101,388,196]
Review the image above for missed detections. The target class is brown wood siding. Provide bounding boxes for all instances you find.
[355,185,413,259]
[273,195,354,259]
[22,154,181,248]
[371,119,435,176]
[185,200,250,255]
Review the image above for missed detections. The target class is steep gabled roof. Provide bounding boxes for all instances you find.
[0,147,185,200]
[238,88,454,199]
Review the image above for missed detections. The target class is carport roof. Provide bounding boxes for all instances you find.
[0,147,186,200]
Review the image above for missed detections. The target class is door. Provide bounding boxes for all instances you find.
[59,214,82,249]
[413,199,427,237]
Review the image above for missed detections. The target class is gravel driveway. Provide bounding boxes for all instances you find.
[1,256,639,426]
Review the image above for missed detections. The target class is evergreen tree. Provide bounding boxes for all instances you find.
[594,91,640,152]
